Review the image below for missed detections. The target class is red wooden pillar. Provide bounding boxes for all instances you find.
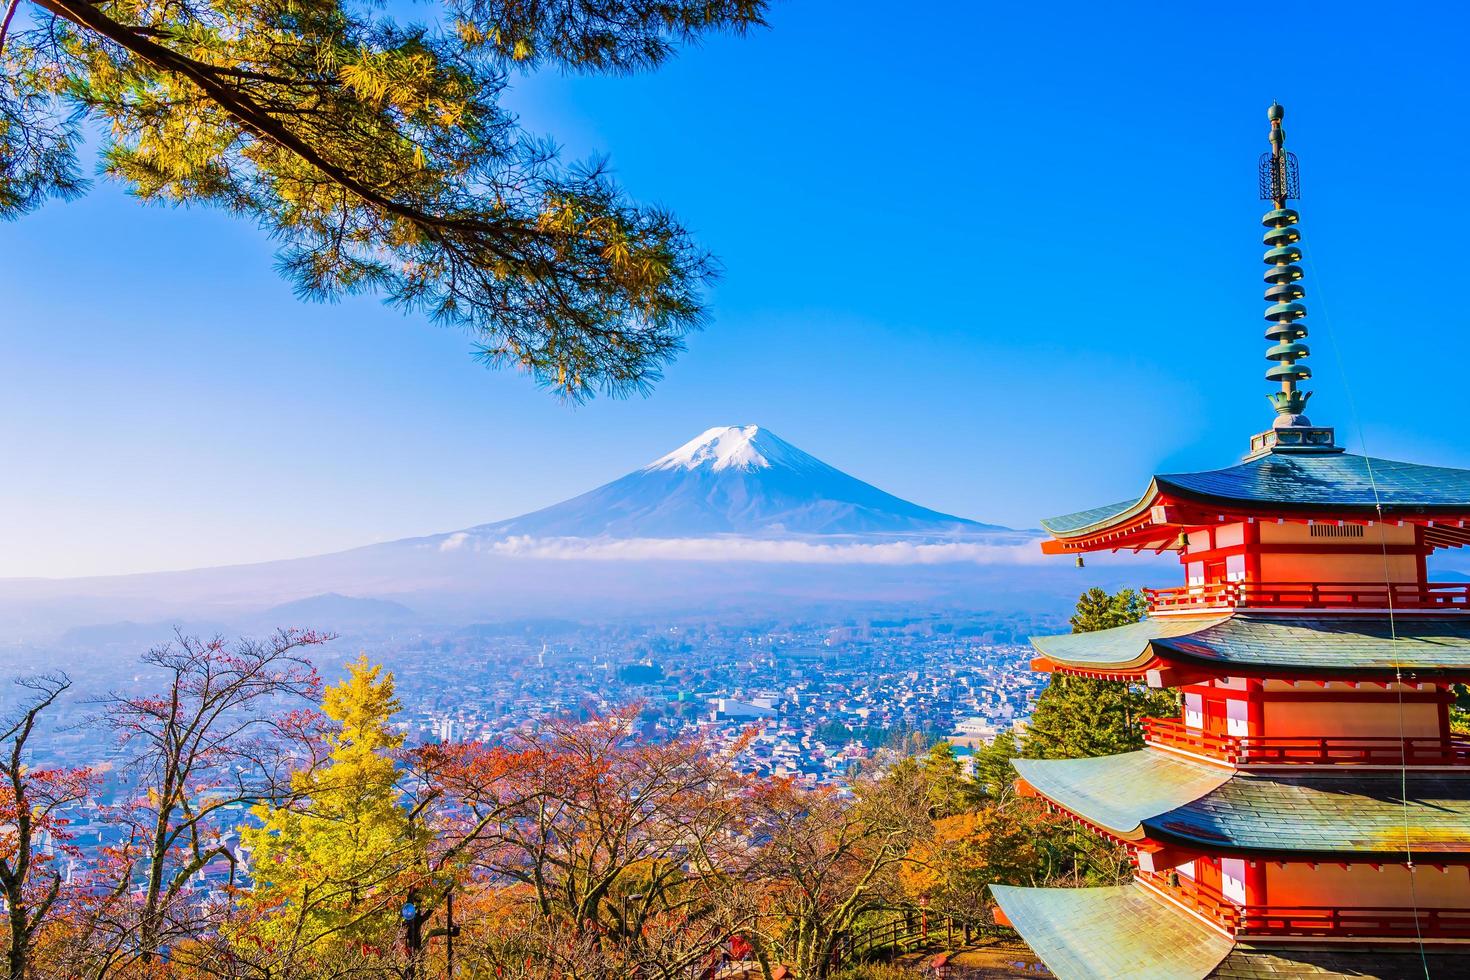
[1414,525,1429,586]
[1246,679,1265,739]
[1244,520,1262,584]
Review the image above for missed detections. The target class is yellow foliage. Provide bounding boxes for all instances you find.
[235,656,423,958]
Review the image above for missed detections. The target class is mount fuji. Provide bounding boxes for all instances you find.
[452,425,1007,540]
[2,425,1157,638]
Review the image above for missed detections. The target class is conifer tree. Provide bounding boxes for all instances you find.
[238,655,428,965]
[1,0,767,398]
[916,739,980,818]
[972,729,1019,799]
[1021,588,1176,759]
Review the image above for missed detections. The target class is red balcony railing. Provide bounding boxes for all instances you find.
[1136,868,1470,939]
[1143,717,1470,767]
[1239,906,1470,940]
[1144,717,1242,760]
[1134,868,1240,930]
[1145,581,1470,613]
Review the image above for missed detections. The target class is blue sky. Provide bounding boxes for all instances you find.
[4,2,1469,577]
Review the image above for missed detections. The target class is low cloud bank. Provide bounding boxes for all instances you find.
[438,533,1051,566]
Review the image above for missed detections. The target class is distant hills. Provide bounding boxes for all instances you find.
[0,425,1164,641]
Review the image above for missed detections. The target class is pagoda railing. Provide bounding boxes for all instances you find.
[1143,717,1470,767]
[1144,581,1470,613]
[1238,906,1470,940]
[1136,868,1470,939]
[1134,868,1240,930]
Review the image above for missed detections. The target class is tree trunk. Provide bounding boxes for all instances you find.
[6,904,26,980]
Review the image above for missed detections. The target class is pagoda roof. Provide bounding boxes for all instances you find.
[992,884,1470,979]
[1030,613,1470,679]
[1014,750,1232,841]
[1017,750,1470,858]
[991,882,1232,980]
[1042,451,1470,552]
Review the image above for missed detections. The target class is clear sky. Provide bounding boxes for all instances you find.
[4,2,1469,578]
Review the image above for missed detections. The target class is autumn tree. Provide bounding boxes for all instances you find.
[1,0,767,398]
[0,674,92,980]
[232,655,428,976]
[898,806,1041,931]
[743,771,929,980]
[442,708,755,978]
[70,630,325,977]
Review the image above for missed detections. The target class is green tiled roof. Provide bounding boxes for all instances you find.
[1018,750,1470,857]
[1041,498,1141,535]
[991,883,1233,980]
[1157,769,1470,857]
[1160,452,1470,512]
[1014,751,1232,839]
[1209,947,1469,979]
[1030,614,1470,675]
[1030,616,1230,670]
[1041,451,1470,538]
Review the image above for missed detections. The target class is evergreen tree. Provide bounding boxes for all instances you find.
[1021,588,1176,759]
[972,729,1019,799]
[1,0,767,398]
[1069,586,1146,632]
[238,655,427,961]
[917,739,980,818]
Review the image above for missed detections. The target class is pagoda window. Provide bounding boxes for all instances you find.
[1215,523,1245,549]
[1225,698,1249,737]
[1225,553,1247,581]
[1221,858,1247,905]
[1187,561,1206,586]
[1184,692,1204,729]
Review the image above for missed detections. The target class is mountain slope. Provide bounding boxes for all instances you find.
[0,424,1136,639]
[463,425,1007,539]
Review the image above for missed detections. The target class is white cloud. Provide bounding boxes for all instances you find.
[438,532,471,552]
[466,534,1052,566]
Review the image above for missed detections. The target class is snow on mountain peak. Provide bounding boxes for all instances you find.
[644,425,809,473]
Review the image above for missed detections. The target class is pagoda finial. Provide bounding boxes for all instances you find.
[1260,102,1311,425]
[1246,104,1338,458]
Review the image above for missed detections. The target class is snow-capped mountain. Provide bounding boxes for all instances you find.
[458,425,1006,540]
[4,424,1149,638]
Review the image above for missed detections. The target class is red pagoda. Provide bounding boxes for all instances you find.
[990,104,1470,978]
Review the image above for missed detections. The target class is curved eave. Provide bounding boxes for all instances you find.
[1014,751,1233,841]
[991,883,1233,980]
[1030,614,1470,681]
[1017,751,1470,860]
[1147,772,1470,860]
[1040,481,1167,554]
[1029,616,1230,679]
[1040,483,1161,538]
